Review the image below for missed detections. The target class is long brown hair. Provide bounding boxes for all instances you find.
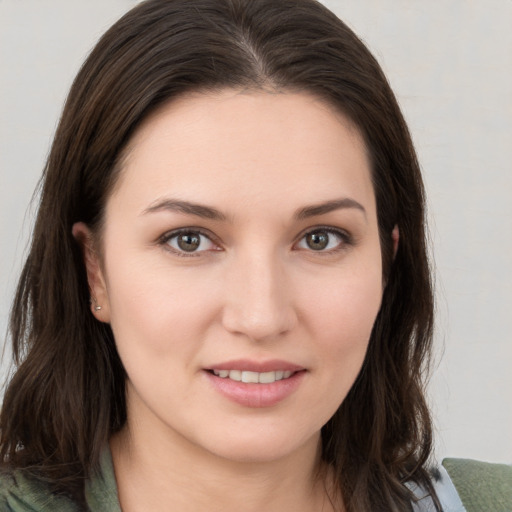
[1,0,437,509]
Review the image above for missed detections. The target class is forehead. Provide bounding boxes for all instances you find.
[111,89,375,219]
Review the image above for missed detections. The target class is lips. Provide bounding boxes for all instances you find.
[205,359,304,373]
[204,359,306,407]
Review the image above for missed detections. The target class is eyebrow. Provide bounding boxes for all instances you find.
[142,199,228,221]
[141,197,366,222]
[294,198,367,221]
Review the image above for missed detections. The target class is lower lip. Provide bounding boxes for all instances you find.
[204,370,306,408]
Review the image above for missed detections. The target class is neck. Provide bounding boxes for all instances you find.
[110,414,338,512]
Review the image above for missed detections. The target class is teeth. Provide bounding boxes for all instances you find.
[228,370,242,381]
[212,369,296,383]
[242,371,259,383]
[258,371,276,384]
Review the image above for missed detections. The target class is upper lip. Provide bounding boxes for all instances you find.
[205,359,305,373]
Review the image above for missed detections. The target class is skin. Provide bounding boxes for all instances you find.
[74,90,387,512]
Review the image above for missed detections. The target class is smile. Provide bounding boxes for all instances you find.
[206,367,306,407]
[211,369,294,383]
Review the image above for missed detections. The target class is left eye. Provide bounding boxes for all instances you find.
[165,230,217,254]
[296,229,347,252]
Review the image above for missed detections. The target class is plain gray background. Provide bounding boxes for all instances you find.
[1,0,511,464]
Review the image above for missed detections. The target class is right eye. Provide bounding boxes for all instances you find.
[161,229,219,256]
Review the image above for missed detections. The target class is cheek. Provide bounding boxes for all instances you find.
[103,250,221,363]
[302,260,383,340]
[298,262,383,388]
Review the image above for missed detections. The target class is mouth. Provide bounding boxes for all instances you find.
[208,369,296,384]
[204,364,306,407]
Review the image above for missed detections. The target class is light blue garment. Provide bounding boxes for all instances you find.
[409,464,466,512]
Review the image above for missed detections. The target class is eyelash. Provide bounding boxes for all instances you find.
[158,226,353,257]
[295,226,353,254]
[158,228,220,257]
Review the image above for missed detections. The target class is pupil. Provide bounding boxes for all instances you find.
[307,231,328,250]
[177,233,200,251]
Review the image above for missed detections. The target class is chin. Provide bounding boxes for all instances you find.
[195,425,321,465]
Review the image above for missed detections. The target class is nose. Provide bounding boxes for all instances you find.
[221,250,297,343]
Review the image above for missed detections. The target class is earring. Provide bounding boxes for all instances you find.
[90,297,102,312]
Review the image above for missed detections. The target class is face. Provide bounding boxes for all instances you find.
[77,90,384,464]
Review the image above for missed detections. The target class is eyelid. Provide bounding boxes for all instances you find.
[293,225,353,252]
[158,227,222,256]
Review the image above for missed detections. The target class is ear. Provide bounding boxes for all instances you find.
[72,222,110,322]
[391,225,399,259]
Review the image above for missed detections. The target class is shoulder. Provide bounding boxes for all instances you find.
[442,458,512,512]
[0,469,80,512]
[408,464,466,512]
[0,447,120,512]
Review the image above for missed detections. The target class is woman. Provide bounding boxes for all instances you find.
[0,0,477,510]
